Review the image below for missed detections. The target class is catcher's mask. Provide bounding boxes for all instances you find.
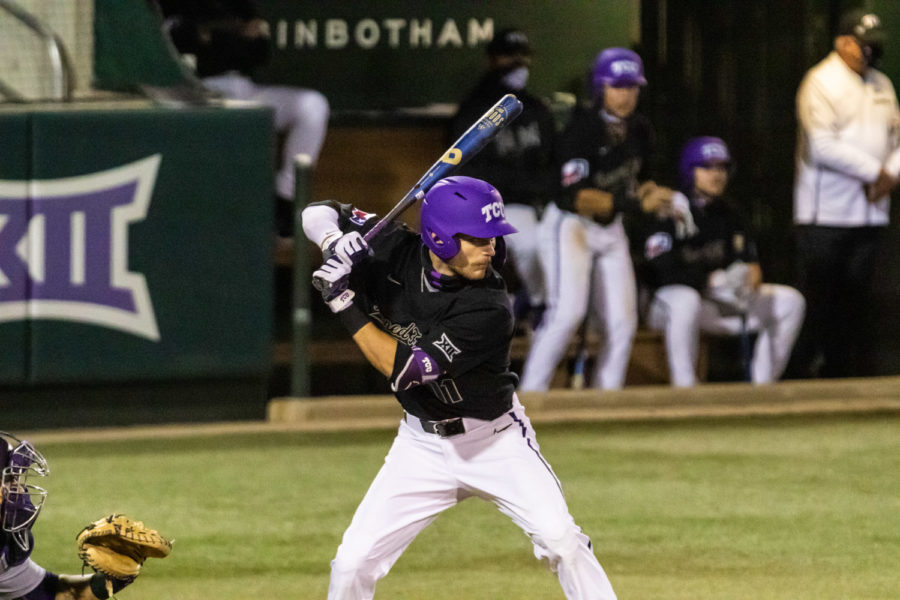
[0,431,49,553]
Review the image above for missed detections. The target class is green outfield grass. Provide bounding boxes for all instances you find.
[27,412,900,599]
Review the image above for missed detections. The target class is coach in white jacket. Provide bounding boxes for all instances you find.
[791,9,900,378]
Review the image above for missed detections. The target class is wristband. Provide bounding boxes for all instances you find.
[338,302,369,335]
[89,573,112,599]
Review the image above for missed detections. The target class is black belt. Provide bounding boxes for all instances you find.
[409,415,466,437]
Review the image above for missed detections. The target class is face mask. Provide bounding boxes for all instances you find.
[862,42,884,68]
[500,66,529,91]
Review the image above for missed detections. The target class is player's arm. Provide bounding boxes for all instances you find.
[315,270,443,389]
[301,200,378,260]
[351,323,397,378]
[16,570,124,600]
[305,201,444,389]
[55,573,126,600]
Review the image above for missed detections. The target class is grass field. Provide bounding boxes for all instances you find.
[26,412,900,599]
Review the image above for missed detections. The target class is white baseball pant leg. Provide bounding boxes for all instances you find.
[646,285,706,387]
[698,283,806,384]
[328,397,616,600]
[648,283,806,386]
[202,73,330,199]
[586,218,637,390]
[504,203,545,306]
[520,203,592,391]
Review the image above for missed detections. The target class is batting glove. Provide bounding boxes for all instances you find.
[323,231,372,266]
[312,255,355,313]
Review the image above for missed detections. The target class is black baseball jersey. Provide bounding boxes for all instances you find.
[321,201,518,421]
[637,196,759,292]
[450,74,558,211]
[556,102,655,224]
[1,529,33,568]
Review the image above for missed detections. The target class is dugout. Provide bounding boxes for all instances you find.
[3,1,900,428]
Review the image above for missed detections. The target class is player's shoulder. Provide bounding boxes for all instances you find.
[444,283,512,332]
[628,112,654,135]
[559,102,600,137]
[373,223,420,261]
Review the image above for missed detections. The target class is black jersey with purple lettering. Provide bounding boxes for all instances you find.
[556,101,655,223]
[321,200,518,421]
[637,195,760,292]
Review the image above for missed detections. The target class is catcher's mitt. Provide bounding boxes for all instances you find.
[77,514,172,583]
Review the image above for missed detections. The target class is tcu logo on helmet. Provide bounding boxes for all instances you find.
[611,60,640,77]
[481,201,506,222]
[701,142,729,161]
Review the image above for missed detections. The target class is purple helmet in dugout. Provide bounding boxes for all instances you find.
[592,47,647,93]
[420,176,518,260]
[678,136,732,192]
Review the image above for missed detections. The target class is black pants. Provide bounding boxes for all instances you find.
[787,225,884,378]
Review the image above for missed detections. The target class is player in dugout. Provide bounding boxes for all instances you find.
[0,431,131,600]
[302,176,617,599]
[635,137,806,387]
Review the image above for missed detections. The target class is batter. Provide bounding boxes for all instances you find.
[303,176,617,600]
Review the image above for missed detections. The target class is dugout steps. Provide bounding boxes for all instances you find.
[20,376,900,444]
[267,376,900,428]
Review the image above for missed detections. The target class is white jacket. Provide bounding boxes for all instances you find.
[794,51,900,226]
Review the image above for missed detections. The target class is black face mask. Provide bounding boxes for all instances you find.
[861,41,885,68]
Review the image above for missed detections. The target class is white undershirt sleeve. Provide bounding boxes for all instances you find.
[301,205,342,250]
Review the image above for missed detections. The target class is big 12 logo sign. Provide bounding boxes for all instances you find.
[0,155,160,340]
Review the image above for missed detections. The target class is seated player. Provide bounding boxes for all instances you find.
[158,0,329,236]
[0,431,133,599]
[302,176,618,599]
[637,137,806,387]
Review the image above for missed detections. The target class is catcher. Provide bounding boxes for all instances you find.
[0,431,171,600]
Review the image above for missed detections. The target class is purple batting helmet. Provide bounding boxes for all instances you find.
[420,176,518,261]
[678,136,732,192]
[592,47,647,94]
[0,431,49,553]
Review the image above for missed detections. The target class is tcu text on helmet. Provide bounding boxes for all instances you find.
[481,201,506,222]
[611,60,640,77]
[701,142,729,161]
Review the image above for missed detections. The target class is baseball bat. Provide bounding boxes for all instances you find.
[363,93,524,243]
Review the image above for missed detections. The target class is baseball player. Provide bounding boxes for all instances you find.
[158,0,330,235]
[302,177,617,600]
[637,137,806,387]
[450,28,558,327]
[520,47,673,391]
[0,431,131,599]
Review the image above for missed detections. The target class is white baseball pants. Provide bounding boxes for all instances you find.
[328,396,617,600]
[504,203,546,307]
[202,73,330,200]
[520,203,637,391]
[646,283,806,387]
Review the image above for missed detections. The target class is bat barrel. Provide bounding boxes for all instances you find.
[363,94,523,244]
